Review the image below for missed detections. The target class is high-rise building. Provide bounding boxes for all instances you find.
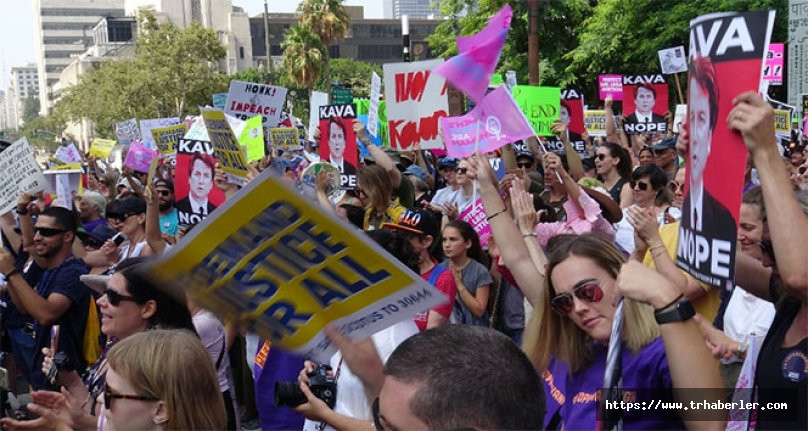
[6,64,40,128]
[0,90,8,131]
[124,0,253,74]
[33,0,126,116]
[383,0,440,19]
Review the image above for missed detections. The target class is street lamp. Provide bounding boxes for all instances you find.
[401,14,410,62]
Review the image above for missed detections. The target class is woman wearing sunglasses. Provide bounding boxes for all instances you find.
[613,164,678,255]
[9,258,197,431]
[465,154,723,430]
[594,143,633,207]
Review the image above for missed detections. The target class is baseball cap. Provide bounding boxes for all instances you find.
[381,209,438,238]
[77,224,118,247]
[438,157,459,168]
[403,165,428,182]
[110,196,147,217]
[116,176,143,190]
[154,178,174,193]
[651,137,677,153]
[516,148,534,159]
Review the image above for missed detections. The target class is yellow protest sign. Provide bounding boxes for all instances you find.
[584,110,607,136]
[773,109,790,134]
[201,109,250,185]
[151,124,188,157]
[269,127,302,151]
[89,138,116,159]
[146,171,442,362]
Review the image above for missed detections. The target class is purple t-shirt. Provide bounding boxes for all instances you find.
[542,337,683,430]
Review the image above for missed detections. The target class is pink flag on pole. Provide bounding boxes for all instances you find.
[440,86,535,158]
[433,4,512,102]
[123,140,158,173]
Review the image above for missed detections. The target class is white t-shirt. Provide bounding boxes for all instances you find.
[303,320,419,431]
[721,286,775,364]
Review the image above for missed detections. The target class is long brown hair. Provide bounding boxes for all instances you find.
[358,164,393,211]
[522,234,659,373]
[106,329,226,430]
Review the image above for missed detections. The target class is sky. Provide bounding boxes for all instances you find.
[0,0,383,88]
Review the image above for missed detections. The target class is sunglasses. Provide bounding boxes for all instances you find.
[668,181,684,193]
[156,189,171,197]
[104,386,158,409]
[104,288,138,307]
[517,162,533,169]
[455,167,468,174]
[82,237,104,249]
[550,283,605,316]
[107,213,136,223]
[629,180,650,191]
[596,154,608,161]
[34,227,68,237]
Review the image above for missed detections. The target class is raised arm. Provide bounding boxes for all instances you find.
[355,121,402,188]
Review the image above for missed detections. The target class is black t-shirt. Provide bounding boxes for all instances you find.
[31,257,90,389]
[607,177,629,204]
[754,281,807,430]
[1,249,45,330]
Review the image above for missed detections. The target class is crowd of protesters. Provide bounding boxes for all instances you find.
[0,77,806,431]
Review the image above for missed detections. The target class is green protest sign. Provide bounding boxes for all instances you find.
[489,73,503,87]
[239,115,265,162]
[511,86,560,137]
[354,98,388,146]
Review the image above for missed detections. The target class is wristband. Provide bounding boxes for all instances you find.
[522,233,537,238]
[4,268,19,279]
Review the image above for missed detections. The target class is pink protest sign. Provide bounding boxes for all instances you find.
[459,199,492,246]
[762,43,783,85]
[123,140,158,173]
[598,74,623,101]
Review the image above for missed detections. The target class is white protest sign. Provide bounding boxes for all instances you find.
[384,59,449,150]
[368,72,382,138]
[673,104,687,133]
[224,80,288,128]
[182,114,245,142]
[140,118,180,150]
[658,46,688,74]
[0,138,47,214]
[308,91,329,142]
[54,142,82,164]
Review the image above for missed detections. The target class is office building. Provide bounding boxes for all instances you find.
[383,0,440,19]
[33,0,126,116]
[5,64,40,128]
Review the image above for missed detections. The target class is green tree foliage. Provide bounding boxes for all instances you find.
[55,11,226,137]
[316,57,383,96]
[282,25,328,90]
[22,95,40,125]
[298,0,351,46]
[18,113,67,153]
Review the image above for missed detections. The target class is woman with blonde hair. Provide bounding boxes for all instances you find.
[465,154,723,430]
[102,329,226,430]
[357,164,407,231]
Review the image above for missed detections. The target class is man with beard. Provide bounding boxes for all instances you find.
[154,179,178,237]
[0,206,90,389]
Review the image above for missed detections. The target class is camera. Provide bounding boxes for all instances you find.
[45,351,75,388]
[275,364,337,409]
[112,232,127,246]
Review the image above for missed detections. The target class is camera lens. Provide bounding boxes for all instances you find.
[274,381,307,407]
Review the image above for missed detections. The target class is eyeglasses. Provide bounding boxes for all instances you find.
[104,386,158,409]
[517,162,533,169]
[156,189,171,197]
[33,227,68,237]
[596,154,608,161]
[104,288,138,307]
[629,180,650,191]
[372,397,384,431]
[455,167,468,174]
[550,283,605,316]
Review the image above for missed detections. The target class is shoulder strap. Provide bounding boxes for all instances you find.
[215,331,226,370]
[427,263,447,285]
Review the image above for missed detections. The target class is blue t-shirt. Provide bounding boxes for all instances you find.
[159,208,179,237]
[543,338,683,430]
[31,257,90,389]
[1,249,45,330]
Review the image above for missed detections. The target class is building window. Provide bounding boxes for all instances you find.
[239,46,245,59]
[191,0,202,23]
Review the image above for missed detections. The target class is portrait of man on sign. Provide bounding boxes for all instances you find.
[175,151,219,224]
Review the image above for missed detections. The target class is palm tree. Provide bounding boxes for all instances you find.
[281,25,328,90]
[297,0,350,46]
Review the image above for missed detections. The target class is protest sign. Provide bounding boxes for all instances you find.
[43,166,82,210]
[487,156,507,181]
[673,104,687,133]
[123,140,158,173]
[318,104,358,189]
[383,59,449,150]
[0,138,46,214]
[621,74,669,135]
[598,74,623,101]
[54,142,82,164]
[89,138,116,159]
[308,91,329,142]
[459,199,492,246]
[146,169,442,362]
[546,88,587,155]
[773,109,791,134]
[676,9,775,289]
[788,0,808,107]
[584,110,607,136]
[212,92,228,109]
[224,80,288,127]
[511,85,560,137]
[763,43,784,85]
[202,109,250,185]
[658,46,688,74]
[139,118,180,150]
[175,137,226,227]
[270,128,302,151]
[356,98,387,147]
[368,72,382,138]
[116,119,140,146]
[150,124,188,159]
[240,115,265,162]
[440,86,534,158]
